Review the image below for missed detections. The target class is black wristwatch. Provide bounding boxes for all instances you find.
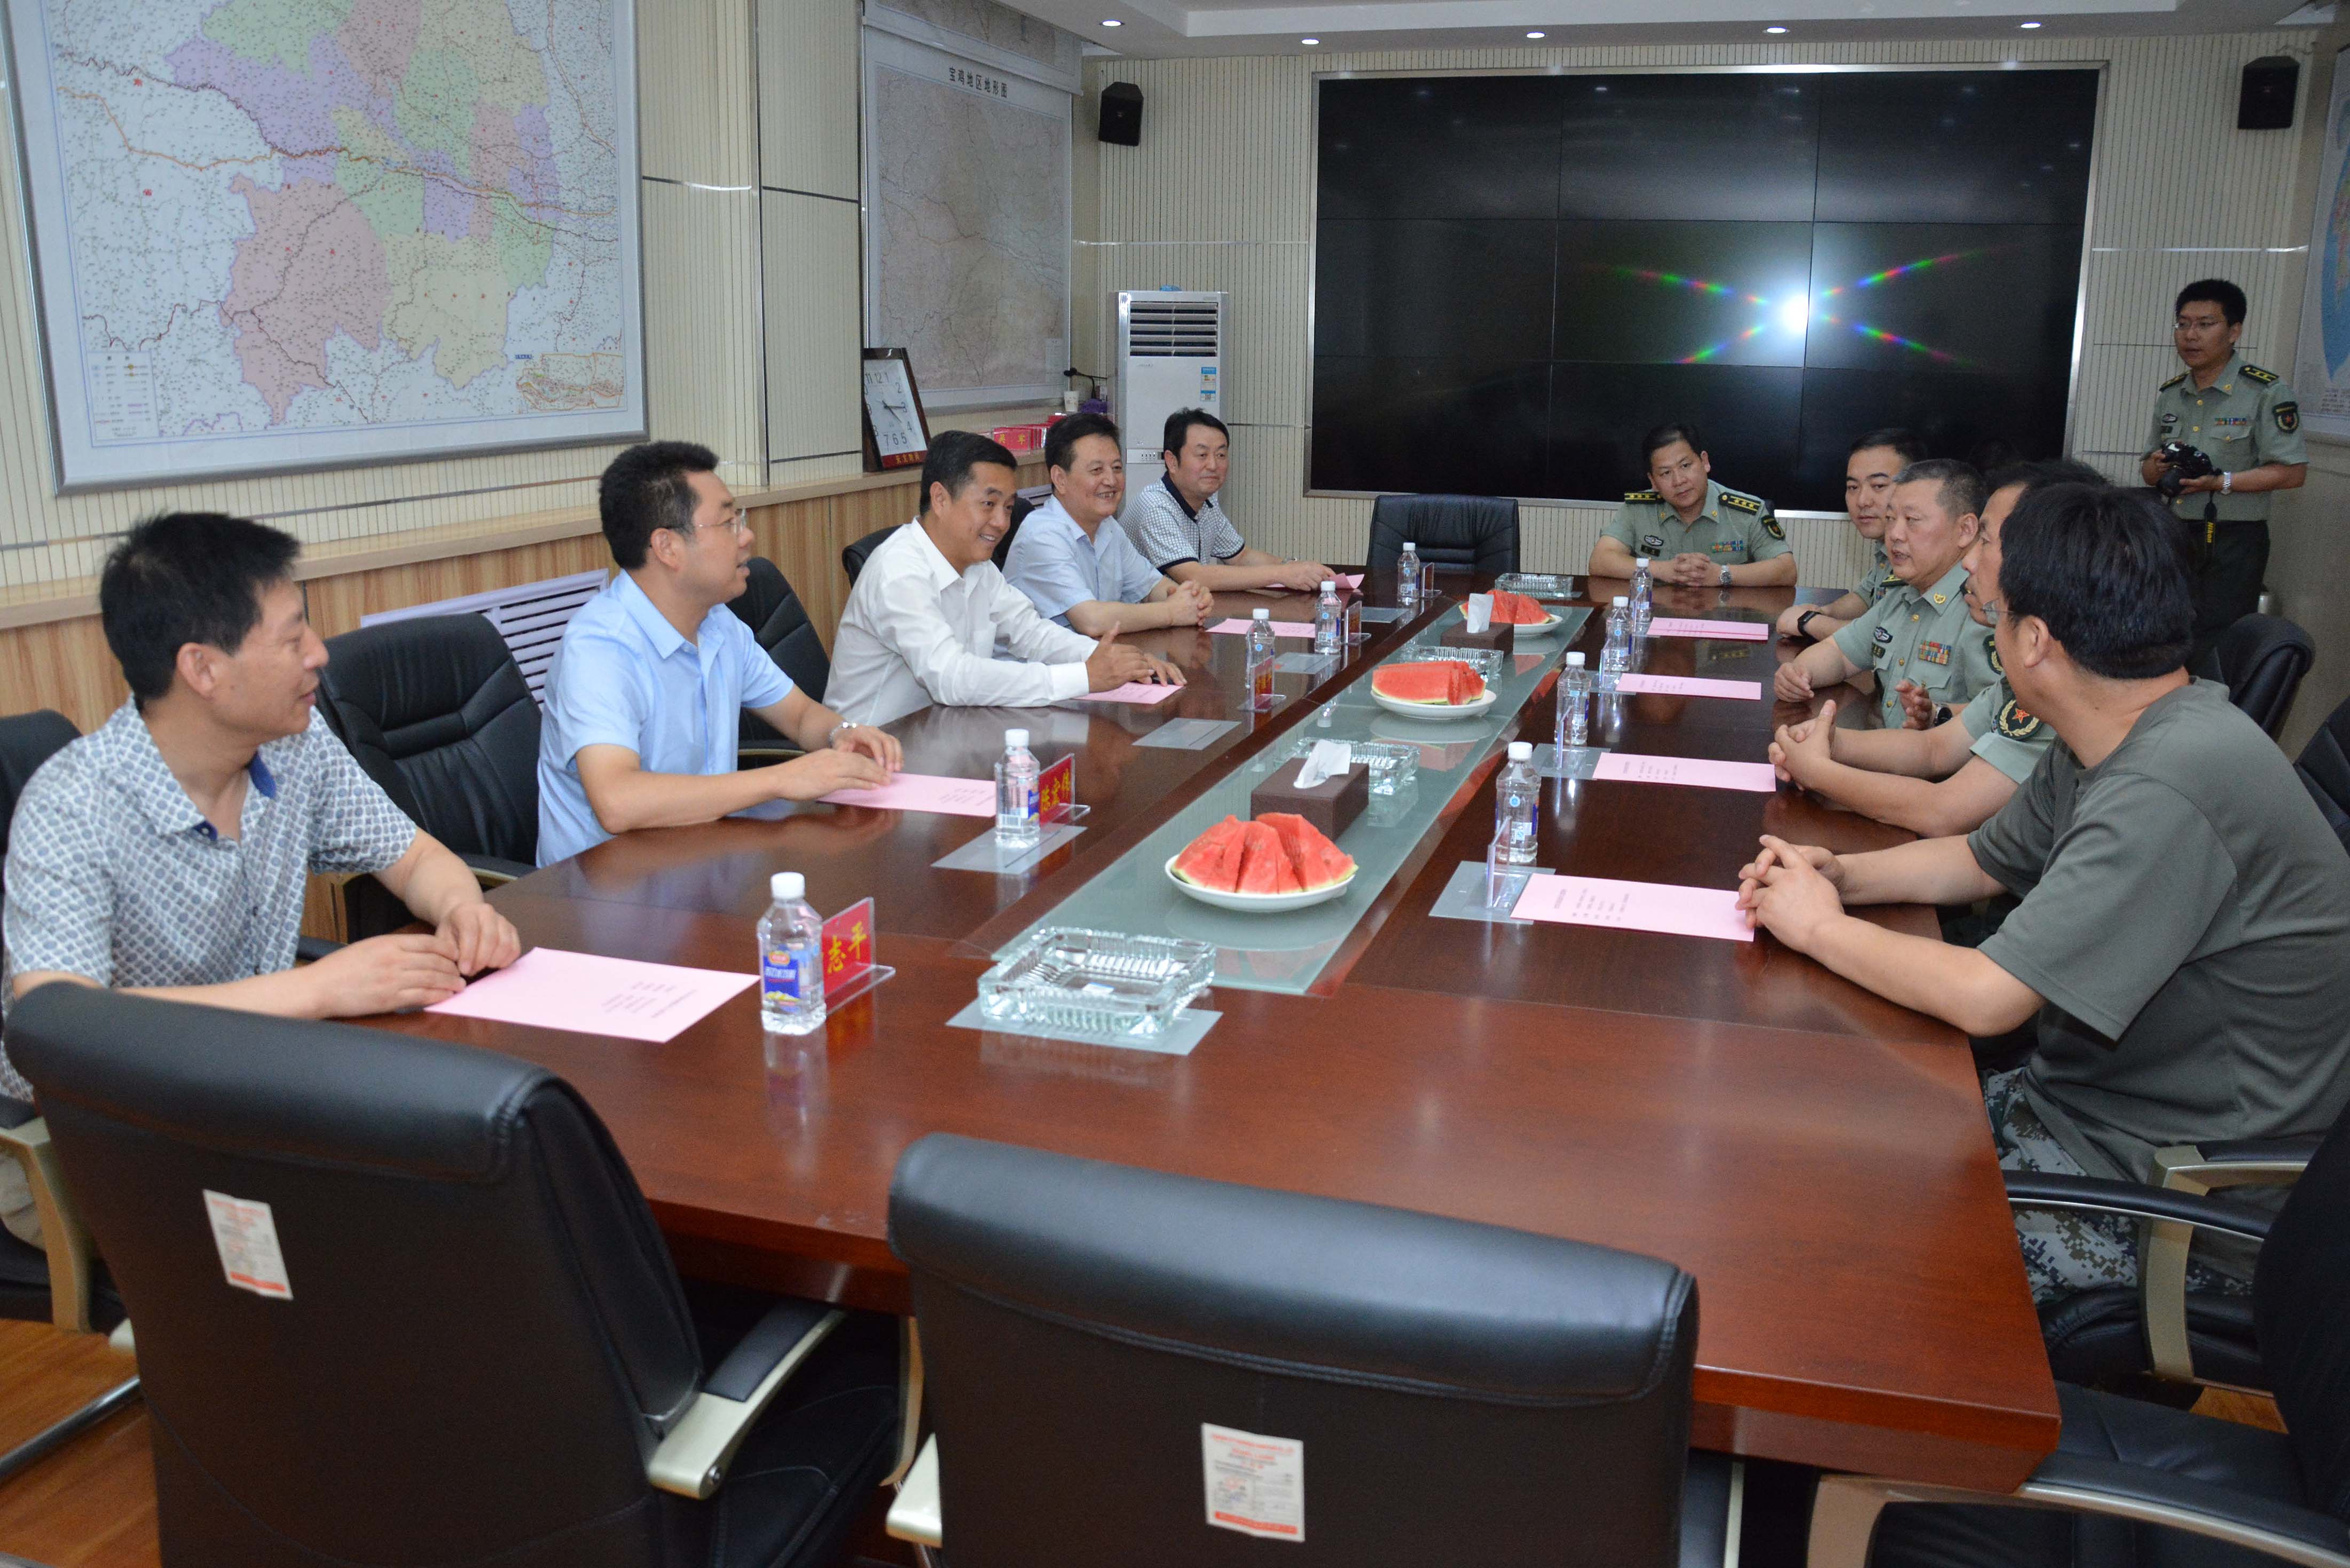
[1795,609,1820,638]
[1935,705,1954,728]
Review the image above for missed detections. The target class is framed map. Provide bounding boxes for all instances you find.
[4,0,643,492]
[861,7,1070,411]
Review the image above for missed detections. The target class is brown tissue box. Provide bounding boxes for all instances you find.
[1442,623,1514,654]
[1251,756,1368,840]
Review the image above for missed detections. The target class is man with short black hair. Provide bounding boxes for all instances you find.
[536,441,902,865]
[1775,459,1997,728]
[1593,423,1796,586]
[1,511,525,1235]
[1128,409,1334,592]
[829,430,1181,727]
[1003,413,1212,633]
[2141,279,2306,656]
[1739,482,2350,1303]
[1778,428,1929,641]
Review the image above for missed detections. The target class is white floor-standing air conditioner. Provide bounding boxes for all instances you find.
[1115,289,1226,521]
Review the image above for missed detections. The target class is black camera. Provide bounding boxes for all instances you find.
[2155,440,2215,499]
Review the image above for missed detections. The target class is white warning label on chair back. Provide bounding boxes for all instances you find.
[203,1189,292,1300]
[1202,1422,1304,1541]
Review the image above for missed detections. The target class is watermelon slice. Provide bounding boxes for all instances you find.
[1236,821,1304,894]
[1260,813,1356,892]
[1489,589,1550,626]
[1172,815,1247,892]
[1373,661,1486,705]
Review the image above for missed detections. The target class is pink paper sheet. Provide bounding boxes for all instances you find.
[1337,573,1364,591]
[1591,753,1779,793]
[819,773,996,816]
[1208,618,1316,637]
[1646,617,1771,642]
[1511,875,1755,944]
[1615,673,1763,701]
[426,947,757,1042]
[1076,681,1183,705]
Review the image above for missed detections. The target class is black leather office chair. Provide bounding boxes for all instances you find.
[1809,1102,2350,1568]
[318,614,539,900]
[726,558,829,752]
[2191,613,2313,739]
[992,493,1039,571]
[884,1133,1738,1566]
[0,709,78,892]
[2296,691,2350,855]
[9,985,902,1567]
[1365,494,1521,578]
[842,525,900,587]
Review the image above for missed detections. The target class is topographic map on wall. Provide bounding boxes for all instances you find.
[2296,44,2350,442]
[6,0,642,490]
[862,2,1072,408]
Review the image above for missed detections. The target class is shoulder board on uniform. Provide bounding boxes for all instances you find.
[2159,371,2188,391]
[2242,364,2280,385]
[1623,490,1660,503]
[1720,491,1763,514]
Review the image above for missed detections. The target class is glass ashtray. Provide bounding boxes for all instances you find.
[977,927,1214,1037]
[1495,572,1576,599]
[1393,645,1503,682]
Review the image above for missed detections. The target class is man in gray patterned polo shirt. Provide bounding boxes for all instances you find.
[1126,409,1334,592]
[2,513,521,1236]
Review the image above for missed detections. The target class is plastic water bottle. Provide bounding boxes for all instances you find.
[1631,557,1653,634]
[994,728,1040,849]
[1314,579,1342,654]
[758,872,827,1035]
[1494,742,1539,866]
[1556,651,1592,751]
[1600,596,1632,683]
[1248,608,1278,712]
[1397,542,1422,609]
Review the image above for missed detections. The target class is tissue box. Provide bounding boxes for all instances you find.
[1250,756,1368,839]
[1442,623,1515,653]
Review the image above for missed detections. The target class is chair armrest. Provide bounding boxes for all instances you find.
[459,853,535,889]
[647,1298,843,1500]
[0,1117,96,1333]
[2157,1137,2320,1192]
[737,746,806,767]
[885,1435,942,1548]
[2144,1138,2313,1385]
[294,935,343,964]
[2004,1172,2274,1242]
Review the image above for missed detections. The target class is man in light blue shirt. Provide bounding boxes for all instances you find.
[1003,414,1211,634]
[537,442,903,865]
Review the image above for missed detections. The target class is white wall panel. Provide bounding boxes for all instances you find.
[760,0,862,199]
[764,192,866,464]
[644,182,768,486]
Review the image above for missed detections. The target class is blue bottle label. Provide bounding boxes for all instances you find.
[761,948,803,1002]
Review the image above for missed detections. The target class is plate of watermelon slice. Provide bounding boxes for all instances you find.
[1167,813,1359,913]
[1369,661,1499,720]
[1487,588,1564,634]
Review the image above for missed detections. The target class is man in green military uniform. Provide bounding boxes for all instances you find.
[1778,428,1928,641]
[2140,279,2306,658]
[1591,422,1798,587]
[1774,460,1998,728]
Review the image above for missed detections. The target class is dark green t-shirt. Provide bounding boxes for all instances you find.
[1968,680,2350,1181]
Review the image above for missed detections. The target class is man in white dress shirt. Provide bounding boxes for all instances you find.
[1003,413,1213,633]
[828,431,1183,727]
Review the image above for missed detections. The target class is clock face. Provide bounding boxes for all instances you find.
[864,360,925,463]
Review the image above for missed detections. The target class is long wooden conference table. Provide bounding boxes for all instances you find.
[374,568,2061,1494]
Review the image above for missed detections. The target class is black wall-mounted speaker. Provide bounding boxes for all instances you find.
[2239,56,2298,131]
[1099,81,1143,146]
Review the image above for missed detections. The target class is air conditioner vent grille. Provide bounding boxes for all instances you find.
[1126,300,1221,358]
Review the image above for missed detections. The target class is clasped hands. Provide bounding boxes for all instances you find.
[1735,834,1846,950]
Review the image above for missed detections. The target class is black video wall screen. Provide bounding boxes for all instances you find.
[1310,69,2099,511]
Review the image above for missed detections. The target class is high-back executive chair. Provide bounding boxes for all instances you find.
[840,525,898,588]
[725,557,829,751]
[1812,1099,2350,1568]
[1365,494,1521,579]
[9,986,903,1568]
[883,1132,1740,1567]
[2294,690,2350,855]
[2191,612,2314,739]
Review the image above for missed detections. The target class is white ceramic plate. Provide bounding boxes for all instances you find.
[1165,853,1357,912]
[1504,612,1565,635]
[1369,684,1500,721]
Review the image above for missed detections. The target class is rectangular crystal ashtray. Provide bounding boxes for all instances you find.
[976,927,1215,1037]
[1495,572,1577,599]
[1278,736,1420,795]
[1395,645,1504,682]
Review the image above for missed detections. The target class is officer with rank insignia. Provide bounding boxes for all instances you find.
[1592,423,1797,587]
[2139,279,2306,657]
[1775,459,1997,728]
[1778,428,1928,641]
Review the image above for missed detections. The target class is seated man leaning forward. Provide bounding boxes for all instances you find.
[1767,461,2103,837]
[1,512,524,1232]
[1775,427,1928,641]
[1774,459,1998,728]
[536,441,903,866]
[1003,413,1214,634]
[1738,482,2350,1305]
[1127,408,1334,593]
[828,430,1182,728]
[1591,422,1797,587]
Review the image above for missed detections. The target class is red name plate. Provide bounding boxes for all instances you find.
[1038,753,1077,823]
[820,897,876,999]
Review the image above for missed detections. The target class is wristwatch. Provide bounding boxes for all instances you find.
[1718,565,1733,588]
[1935,705,1954,728]
[2221,470,2234,494]
[827,720,860,749]
[1796,609,1820,638]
